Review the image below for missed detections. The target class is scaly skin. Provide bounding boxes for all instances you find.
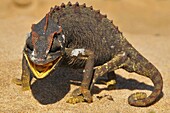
[13,2,163,107]
[93,45,163,107]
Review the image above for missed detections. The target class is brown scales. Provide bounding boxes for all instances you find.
[45,2,162,107]
[15,2,163,107]
[49,2,121,35]
[49,2,109,23]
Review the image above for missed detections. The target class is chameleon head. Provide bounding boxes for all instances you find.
[23,14,65,78]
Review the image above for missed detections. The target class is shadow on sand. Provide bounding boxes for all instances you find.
[31,67,83,105]
[31,68,163,105]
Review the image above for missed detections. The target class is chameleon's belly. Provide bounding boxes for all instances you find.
[59,55,87,68]
[60,50,114,69]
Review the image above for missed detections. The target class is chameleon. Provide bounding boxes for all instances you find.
[14,2,163,107]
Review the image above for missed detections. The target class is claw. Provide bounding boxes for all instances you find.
[12,78,31,91]
[100,79,116,90]
[12,78,22,85]
[66,96,85,104]
[67,88,93,104]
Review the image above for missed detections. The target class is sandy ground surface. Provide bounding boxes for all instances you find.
[0,0,170,113]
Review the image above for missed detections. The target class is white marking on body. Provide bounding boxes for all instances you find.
[31,50,36,61]
[122,52,126,56]
[31,56,36,61]
[102,37,107,43]
[32,50,35,56]
[58,34,65,48]
[46,50,49,54]
[110,45,114,49]
[104,63,109,69]
[71,49,85,56]
[26,32,31,39]
[62,34,65,43]
[47,55,52,59]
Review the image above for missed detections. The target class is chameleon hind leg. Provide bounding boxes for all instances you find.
[66,49,94,104]
[13,55,32,91]
[91,51,128,90]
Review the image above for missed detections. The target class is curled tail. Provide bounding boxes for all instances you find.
[123,50,163,107]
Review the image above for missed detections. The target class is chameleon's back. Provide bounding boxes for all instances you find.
[50,3,127,66]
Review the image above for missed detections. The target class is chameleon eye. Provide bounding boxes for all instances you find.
[50,34,61,52]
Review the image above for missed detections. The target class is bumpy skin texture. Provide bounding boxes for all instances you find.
[14,2,163,107]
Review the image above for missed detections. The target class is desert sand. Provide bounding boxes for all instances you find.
[0,0,170,113]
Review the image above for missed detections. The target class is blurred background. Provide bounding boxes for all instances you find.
[0,0,170,36]
[1,1,170,112]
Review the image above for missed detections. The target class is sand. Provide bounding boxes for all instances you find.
[0,0,170,112]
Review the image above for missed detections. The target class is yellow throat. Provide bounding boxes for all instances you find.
[24,52,62,79]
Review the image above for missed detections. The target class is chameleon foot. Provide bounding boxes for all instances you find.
[12,78,31,91]
[66,96,85,104]
[66,88,93,104]
[101,79,116,90]
[21,85,31,91]
[12,78,22,85]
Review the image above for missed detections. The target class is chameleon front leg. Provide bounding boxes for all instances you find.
[13,55,32,91]
[66,49,94,104]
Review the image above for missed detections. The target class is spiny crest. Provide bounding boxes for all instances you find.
[96,10,100,14]
[31,24,35,30]
[48,2,114,25]
[82,3,86,7]
[31,13,49,34]
[103,14,107,18]
[55,5,60,10]
[50,7,54,14]
[75,2,79,6]
[110,20,113,24]
[89,6,93,10]
[68,1,72,6]
[31,12,62,36]
[61,3,65,8]
[49,2,87,17]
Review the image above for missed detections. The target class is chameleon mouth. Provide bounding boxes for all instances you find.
[24,53,62,79]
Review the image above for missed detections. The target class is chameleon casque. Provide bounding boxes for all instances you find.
[14,2,163,107]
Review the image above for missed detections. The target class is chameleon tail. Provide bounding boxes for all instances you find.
[123,51,163,107]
